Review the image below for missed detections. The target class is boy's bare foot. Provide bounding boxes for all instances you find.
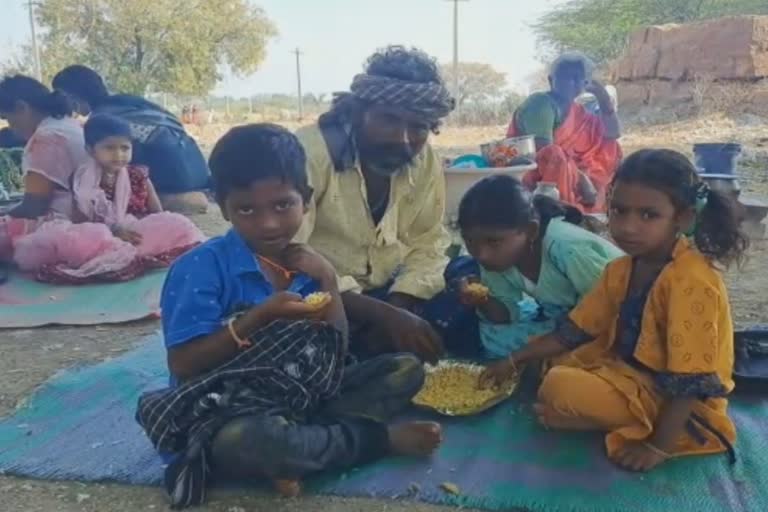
[273,479,301,498]
[388,421,442,457]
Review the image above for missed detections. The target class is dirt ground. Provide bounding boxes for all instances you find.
[2,119,768,511]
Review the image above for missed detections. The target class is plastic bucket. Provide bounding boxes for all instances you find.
[693,143,742,175]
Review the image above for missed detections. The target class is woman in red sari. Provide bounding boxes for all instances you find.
[508,53,621,213]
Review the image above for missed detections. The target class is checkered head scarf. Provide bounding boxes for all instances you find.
[342,72,456,122]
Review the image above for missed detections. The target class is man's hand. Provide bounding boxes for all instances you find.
[379,305,443,364]
[282,244,336,285]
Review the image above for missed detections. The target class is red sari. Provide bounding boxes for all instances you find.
[507,102,621,213]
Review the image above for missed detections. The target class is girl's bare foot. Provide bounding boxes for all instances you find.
[533,403,597,431]
[388,421,443,456]
[273,479,301,498]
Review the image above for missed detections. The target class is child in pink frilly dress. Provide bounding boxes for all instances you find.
[13,115,204,283]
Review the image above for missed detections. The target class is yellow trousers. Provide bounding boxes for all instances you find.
[538,365,642,431]
[537,359,732,458]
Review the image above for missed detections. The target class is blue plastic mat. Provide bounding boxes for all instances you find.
[0,269,165,328]
[0,333,766,512]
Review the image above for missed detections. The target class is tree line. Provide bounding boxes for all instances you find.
[6,1,768,98]
[11,1,766,124]
[533,0,768,66]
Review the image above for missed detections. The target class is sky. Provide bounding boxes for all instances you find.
[0,0,565,97]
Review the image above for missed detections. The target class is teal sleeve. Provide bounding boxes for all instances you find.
[558,241,623,298]
[515,93,558,143]
[480,266,523,322]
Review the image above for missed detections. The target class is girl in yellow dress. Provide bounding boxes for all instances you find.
[481,148,748,472]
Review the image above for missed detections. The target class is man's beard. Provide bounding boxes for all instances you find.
[358,142,415,177]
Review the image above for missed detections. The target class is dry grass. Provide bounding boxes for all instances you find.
[188,114,768,155]
[186,120,505,154]
[187,115,768,197]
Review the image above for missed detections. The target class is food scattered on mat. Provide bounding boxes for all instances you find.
[413,361,518,415]
[303,292,331,309]
[440,482,461,495]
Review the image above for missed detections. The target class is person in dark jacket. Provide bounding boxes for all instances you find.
[52,65,210,196]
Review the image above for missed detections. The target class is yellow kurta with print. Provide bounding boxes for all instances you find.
[557,238,735,457]
[294,124,450,300]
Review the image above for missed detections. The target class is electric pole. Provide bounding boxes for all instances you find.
[445,0,468,116]
[26,1,42,81]
[293,48,304,120]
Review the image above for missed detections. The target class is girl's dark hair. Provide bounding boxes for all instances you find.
[457,174,583,233]
[83,114,132,147]
[0,75,72,118]
[613,149,749,266]
[209,123,311,205]
[52,65,110,106]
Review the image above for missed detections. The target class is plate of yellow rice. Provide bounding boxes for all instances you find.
[412,360,519,416]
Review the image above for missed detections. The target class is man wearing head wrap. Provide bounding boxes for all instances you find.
[508,52,622,213]
[295,45,476,363]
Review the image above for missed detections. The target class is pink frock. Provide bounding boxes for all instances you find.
[12,161,205,284]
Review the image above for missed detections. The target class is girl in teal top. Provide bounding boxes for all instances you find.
[457,175,623,357]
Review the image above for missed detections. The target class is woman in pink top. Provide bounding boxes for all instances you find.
[0,75,89,268]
